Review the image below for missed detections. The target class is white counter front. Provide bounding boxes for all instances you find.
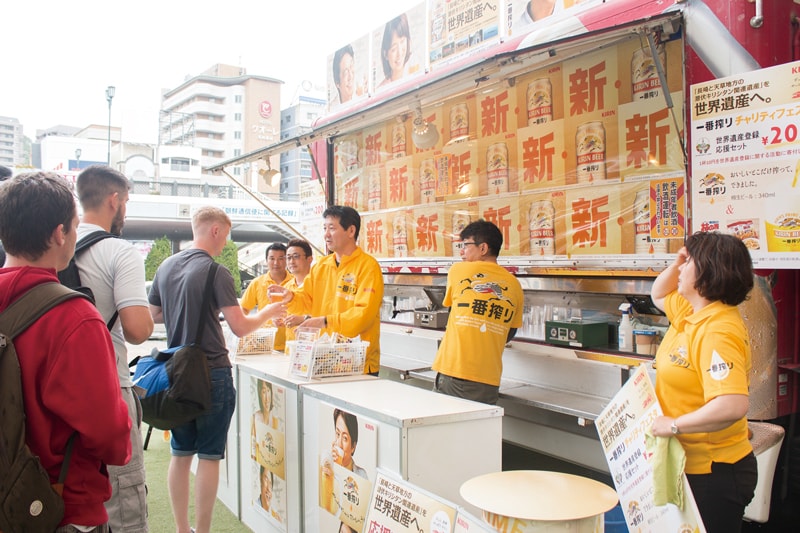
[300,379,503,531]
[236,355,375,533]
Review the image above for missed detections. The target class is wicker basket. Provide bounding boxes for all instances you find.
[234,327,277,355]
[286,340,368,377]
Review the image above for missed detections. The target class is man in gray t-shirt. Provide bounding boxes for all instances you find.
[148,206,284,533]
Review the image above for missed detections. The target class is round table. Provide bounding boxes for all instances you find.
[460,470,619,531]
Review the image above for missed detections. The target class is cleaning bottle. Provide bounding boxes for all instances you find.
[618,303,633,351]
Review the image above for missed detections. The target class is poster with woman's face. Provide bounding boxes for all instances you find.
[318,402,377,532]
[371,4,427,93]
[249,377,287,530]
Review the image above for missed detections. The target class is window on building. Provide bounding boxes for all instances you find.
[235,95,242,104]
[234,131,242,139]
[170,158,190,172]
[234,113,242,121]
[233,167,241,175]
[234,149,241,157]
[307,112,317,121]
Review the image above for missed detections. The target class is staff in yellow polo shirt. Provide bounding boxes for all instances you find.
[270,206,384,374]
[241,242,291,351]
[649,232,757,533]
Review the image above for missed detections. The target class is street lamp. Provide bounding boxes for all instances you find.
[106,86,115,165]
[75,148,81,172]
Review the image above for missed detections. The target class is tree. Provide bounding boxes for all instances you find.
[145,236,172,281]
[143,236,242,295]
[217,240,242,295]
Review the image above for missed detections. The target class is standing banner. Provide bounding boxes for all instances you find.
[596,365,706,532]
[366,470,458,533]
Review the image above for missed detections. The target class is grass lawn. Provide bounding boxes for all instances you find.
[142,427,251,533]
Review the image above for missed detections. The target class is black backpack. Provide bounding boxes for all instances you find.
[0,283,87,533]
[57,230,119,329]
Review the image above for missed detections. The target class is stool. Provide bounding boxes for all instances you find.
[743,421,785,523]
[461,470,618,532]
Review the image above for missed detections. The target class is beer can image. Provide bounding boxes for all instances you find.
[633,189,667,254]
[392,213,409,257]
[420,158,436,204]
[575,121,606,184]
[451,210,472,256]
[529,200,556,256]
[526,78,553,126]
[336,139,359,175]
[367,168,382,211]
[391,122,407,158]
[631,44,666,101]
[486,142,509,194]
[449,103,469,140]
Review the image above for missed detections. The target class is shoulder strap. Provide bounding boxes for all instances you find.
[75,230,116,255]
[0,283,88,465]
[193,262,219,346]
[75,230,119,330]
[0,283,89,341]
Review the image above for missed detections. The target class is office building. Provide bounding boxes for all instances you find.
[159,64,283,193]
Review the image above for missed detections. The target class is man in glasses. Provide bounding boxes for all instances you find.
[431,219,524,404]
[282,238,315,336]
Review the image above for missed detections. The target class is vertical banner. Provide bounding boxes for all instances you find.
[596,365,706,532]
[249,377,288,530]
[690,59,800,268]
[300,180,327,256]
[362,211,389,259]
[318,403,378,532]
[411,204,446,257]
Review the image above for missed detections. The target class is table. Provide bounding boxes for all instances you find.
[460,470,618,531]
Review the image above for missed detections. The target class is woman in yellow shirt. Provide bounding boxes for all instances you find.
[650,232,757,533]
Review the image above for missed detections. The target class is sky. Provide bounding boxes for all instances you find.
[1,0,421,144]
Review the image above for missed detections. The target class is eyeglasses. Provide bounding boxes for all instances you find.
[461,241,480,247]
[286,254,306,261]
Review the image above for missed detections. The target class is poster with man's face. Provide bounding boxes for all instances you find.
[318,402,377,532]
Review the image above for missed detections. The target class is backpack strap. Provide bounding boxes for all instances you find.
[193,262,219,346]
[74,231,120,330]
[0,283,89,479]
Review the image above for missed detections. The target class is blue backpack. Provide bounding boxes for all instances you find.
[131,263,218,430]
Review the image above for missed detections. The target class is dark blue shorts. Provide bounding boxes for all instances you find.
[170,367,236,460]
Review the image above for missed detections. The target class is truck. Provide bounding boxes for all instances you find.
[210,0,799,525]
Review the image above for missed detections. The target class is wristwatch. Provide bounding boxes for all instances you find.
[670,419,680,435]
[303,314,311,321]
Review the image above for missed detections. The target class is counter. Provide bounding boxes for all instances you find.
[379,323,648,473]
[300,379,503,531]
[235,355,376,533]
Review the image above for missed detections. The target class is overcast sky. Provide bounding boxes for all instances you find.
[1,0,420,143]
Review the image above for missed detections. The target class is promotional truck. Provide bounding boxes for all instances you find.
[211,0,799,525]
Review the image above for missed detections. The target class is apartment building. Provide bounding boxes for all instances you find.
[0,116,26,168]
[159,64,283,193]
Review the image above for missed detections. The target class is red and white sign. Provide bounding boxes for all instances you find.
[259,101,273,119]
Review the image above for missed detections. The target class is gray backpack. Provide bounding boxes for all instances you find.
[0,283,87,532]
